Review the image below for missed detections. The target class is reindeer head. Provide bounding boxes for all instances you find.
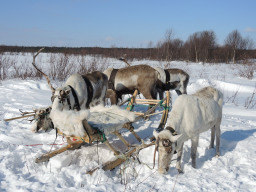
[52,86,72,111]
[32,107,53,132]
[153,127,181,174]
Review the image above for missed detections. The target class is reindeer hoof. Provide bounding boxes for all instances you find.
[144,116,150,121]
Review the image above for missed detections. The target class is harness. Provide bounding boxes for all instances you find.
[164,69,171,91]
[81,76,94,108]
[67,85,81,111]
[108,69,119,90]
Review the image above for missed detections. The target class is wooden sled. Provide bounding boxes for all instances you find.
[34,105,160,174]
[35,91,171,174]
[123,90,170,130]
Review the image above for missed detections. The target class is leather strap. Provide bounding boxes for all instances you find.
[68,85,80,111]
[164,69,170,91]
[108,69,119,90]
[81,76,93,108]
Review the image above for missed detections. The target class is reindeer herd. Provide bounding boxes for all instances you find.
[32,49,223,175]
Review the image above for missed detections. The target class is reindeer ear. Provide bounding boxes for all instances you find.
[169,134,182,142]
[59,89,65,96]
[65,89,71,95]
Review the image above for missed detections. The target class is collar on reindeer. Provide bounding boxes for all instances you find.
[165,126,178,136]
[81,76,93,108]
[67,85,81,111]
[108,69,119,91]
[164,69,170,91]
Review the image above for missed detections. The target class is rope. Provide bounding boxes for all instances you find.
[172,173,180,192]
[91,125,106,143]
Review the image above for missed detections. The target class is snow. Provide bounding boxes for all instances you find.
[1,54,256,191]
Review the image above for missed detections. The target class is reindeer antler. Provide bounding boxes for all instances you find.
[19,109,35,116]
[32,48,55,96]
[119,54,131,67]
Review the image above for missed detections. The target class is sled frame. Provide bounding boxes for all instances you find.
[126,90,170,129]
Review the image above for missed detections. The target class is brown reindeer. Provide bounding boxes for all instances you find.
[116,58,189,100]
[104,65,160,105]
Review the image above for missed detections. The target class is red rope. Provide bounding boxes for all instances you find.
[24,136,66,147]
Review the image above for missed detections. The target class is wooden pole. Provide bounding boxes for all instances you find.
[113,132,131,148]
[126,89,138,111]
[134,96,167,122]
[86,141,155,175]
[4,114,35,122]
[158,91,170,130]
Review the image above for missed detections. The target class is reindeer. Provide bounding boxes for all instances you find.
[153,67,189,99]
[116,58,189,100]
[153,86,223,174]
[51,71,108,111]
[104,65,160,105]
[31,48,108,131]
[31,107,53,132]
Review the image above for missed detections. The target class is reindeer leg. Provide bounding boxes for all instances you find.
[210,126,216,149]
[191,136,199,168]
[175,90,182,96]
[215,122,221,157]
[176,143,184,173]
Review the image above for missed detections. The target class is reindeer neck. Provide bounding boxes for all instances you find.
[176,134,188,150]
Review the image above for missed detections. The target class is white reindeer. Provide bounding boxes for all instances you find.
[153,86,223,174]
[32,72,108,132]
[51,71,108,111]
[31,49,108,131]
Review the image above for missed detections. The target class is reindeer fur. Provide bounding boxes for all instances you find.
[104,65,160,104]
[50,105,136,137]
[153,86,223,174]
[50,109,90,138]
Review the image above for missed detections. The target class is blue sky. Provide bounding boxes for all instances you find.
[1,0,256,48]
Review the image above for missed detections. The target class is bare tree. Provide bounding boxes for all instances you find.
[224,30,247,63]
[147,41,154,59]
[185,30,216,62]
[200,31,217,62]
[164,29,174,62]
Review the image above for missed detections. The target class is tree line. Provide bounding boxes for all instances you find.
[0,29,255,63]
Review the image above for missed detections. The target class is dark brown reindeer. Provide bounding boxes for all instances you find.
[104,65,160,105]
[153,67,190,99]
